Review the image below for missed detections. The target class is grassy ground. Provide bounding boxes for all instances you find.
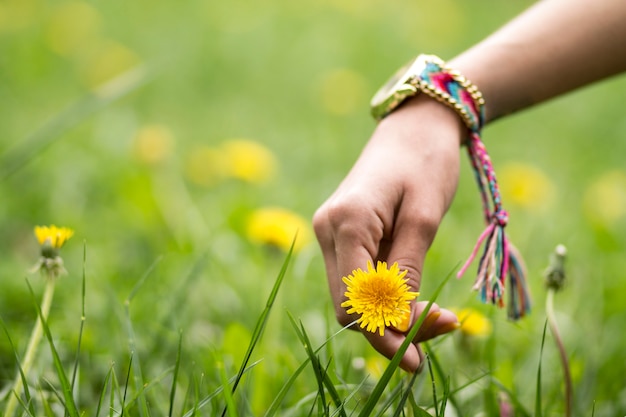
[2,0,626,415]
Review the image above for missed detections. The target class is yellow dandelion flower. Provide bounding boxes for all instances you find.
[0,0,39,33]
[79,40,140,88]
[499,162,554,211]
[33,225,74,277]
[364,356,387,380]
[133,125,174,165]
[221,139,277,184]
[34,225,74,250]
[45,1,101,57]
[246,207,311,253]
[453,308,492,337]
[341,261,419,336]
[583,170,626,226]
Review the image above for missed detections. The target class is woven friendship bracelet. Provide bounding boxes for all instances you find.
[407,55,531,319]
[407,55,485,133]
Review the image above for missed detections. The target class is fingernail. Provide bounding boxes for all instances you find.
[436,321,460,336]
[421,311,442,330]
[395,309,411,332]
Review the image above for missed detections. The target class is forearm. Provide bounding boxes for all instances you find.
[449,0,626,123]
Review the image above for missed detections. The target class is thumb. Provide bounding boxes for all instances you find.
[395,301,460,343]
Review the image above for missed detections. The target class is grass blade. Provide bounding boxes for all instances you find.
[110,363,121,417]
[287,313,348,417]
[39,384,55,417]
[71,242,88,391]
[423,342,462,416]
[95,364,114,417]
[121,355,133,417]
[220,235,296,417]
[357,267,456,417]
[264,319,353,417]
[408,390,432,417]
[25,279,79,417]
[374,379,405,417]
[440,376,450,417]
[181,360,261,417]
[426,354,439,417]
[391,371,420,417]
[535,320,549,417]
[0,317,36,417]
[216,353,238,417]
[124,256,163,417]
[0,66,155,181]
[169,330,184,417]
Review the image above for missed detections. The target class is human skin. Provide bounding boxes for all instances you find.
[313,0,626,373]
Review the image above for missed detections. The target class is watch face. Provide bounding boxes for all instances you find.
[370,56,428,120]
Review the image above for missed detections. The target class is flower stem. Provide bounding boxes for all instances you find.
[5,276,56,417]
[545,288,572,417]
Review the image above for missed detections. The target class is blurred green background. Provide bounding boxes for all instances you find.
[1,0,626,415]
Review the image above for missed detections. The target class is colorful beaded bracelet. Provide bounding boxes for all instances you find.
[407,56,531,319]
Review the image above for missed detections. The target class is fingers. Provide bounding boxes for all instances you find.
[409,301,460,343]
[366,302,459,373]
[313,198,383,327]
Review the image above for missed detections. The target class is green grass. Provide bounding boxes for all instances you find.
[2,0,626,415]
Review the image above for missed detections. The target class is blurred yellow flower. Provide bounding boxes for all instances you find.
[33,225,74,277]
[0,0,39,33]
[341,261,419,336]
[34,225,74,250]
[498,162,555,211]
[583,170,626,225]
[365,356,387,379]
[246,207,311,253]
[318,68,368,116]
[79,40,140,88]
[45,1,101,57]
[133,125,174,165]
[453,308,492,337]
[221,139,277,184]
[184,145,229,187]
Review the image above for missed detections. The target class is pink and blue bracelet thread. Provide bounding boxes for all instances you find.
[418,59,531,319]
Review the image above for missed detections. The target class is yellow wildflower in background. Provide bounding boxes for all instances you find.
[34,225,74,249]
[341,261,419,336]
[583,170,626,226]
[45,1,101,57]
[0,0,39,33]
[221,139,277,184]
[79,40,140,88]
[133,125,174,165]
[184,139,276,186]
[246,207,311,253]
[453,308,492,337]
[498,162,554,211]
[33,225,74,278]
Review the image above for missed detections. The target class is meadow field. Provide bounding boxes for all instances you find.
[1,0,626,415]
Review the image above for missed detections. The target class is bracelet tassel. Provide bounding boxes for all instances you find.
[457,133,532,320]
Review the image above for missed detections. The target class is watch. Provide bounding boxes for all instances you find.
[370,54,438,121]
[370,54,485,132]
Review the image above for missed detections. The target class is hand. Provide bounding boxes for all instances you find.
[313,95,464,372]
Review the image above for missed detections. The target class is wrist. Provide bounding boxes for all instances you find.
[377,94,467,148]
